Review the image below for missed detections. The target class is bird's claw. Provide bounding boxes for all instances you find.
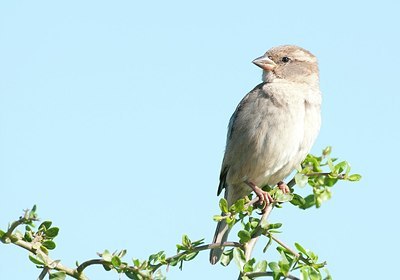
[277,181,290,194]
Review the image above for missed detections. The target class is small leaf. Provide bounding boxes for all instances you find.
[125,270,140,280]
[322,146,332,156]
[327,158,335,172]
[234,199,245,212]
[309,267,322,280]
[263,236,273,253]
[254,260,267,272]
[219,198,229,213]
[295,173,309,188]
[182,235,191,248]
[39,221,52,230]
[118,249,127,258]
[213,215,224,222]
[301,267,309,279]
[243,258,255,273]
[303,195,316,209]
[101,250,112,262]
[46,227,59,238]
[220,248,234,267]
[333,161,348,174]
[290,194,306,208]
[268,261,280,273]
[185,252,198,261]
[238,230,251,243]
[49,271,66,280]
[42,240,56,250]
[233,247,246,271]
[111,256,121,267]
[348,174,362,181]
[295,243,308,255]
[0,229,5,239]
[191,238,205,247]
[278,251,290,275]
[29,253,46,266]
[323,176,338,187]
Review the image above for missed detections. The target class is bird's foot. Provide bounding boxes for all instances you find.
[245,181,273,211]
[277,181,290,193]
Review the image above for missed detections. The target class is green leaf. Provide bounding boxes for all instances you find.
[268,262,282,280]
[101,250,112,262]
[111,256,121,267]
[176,244,186,252]
[263,236,273,253]
[254,260,267,272]
[132,258,140,267]
[0,229,5,239]
[243,258,255,273]
[42,240,56,250]
[29,253,46,266]
[39,221,52,230]
[295,243,308,255]
[309,267,322,280]
[290,194,306,208]
[234,199,245,212]
[45,227,59,238]
[238,230,252,243]
[185,252,198,261]
[213,215,224,221]
[219,198,229,213]
[24,230,33,242]
[269,223,282,229]
[274,191,294,203]
[295,173,309,187]
[327,158,335,172]
[49,271,66,280]
[233,247,246,271]
[278,251,290,275]
[149,251,165,263]
[323,176,338,187]
[303,195,316,209]
[333,161,348,174]
[182,234,191,248]
[191,238,204,247]
[118,249,127,258]
[322,146,332,157]
[301,267,309,279]
[125,270,140,280]
[348,174,362,181]
[220,249,234,267]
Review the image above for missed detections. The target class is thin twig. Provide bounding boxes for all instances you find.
[153,241,242,271]
[76,259,105,273]
[267,234,300,259]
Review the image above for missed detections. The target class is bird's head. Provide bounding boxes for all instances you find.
[252,45,319,85]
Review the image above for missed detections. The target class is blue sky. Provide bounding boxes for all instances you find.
[1,1,399,279]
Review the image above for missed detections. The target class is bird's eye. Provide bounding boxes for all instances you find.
[281,56,291,63]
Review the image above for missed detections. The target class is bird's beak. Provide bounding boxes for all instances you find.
[252,55,276,71]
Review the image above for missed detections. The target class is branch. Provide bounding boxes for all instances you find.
[245,271,300,280]
[267,235,300,259]
[153,241,242,271]
[243,203,275,261]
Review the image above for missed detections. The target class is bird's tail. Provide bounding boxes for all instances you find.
[209,215,231,265]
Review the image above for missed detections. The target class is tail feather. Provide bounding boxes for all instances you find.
[209,216,231,264]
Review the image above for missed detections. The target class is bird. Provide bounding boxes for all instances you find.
[209,45,322,265]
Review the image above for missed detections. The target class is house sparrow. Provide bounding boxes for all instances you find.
[210,45,322,264]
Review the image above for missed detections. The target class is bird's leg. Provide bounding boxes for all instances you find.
[245,180,273,209]
[277,181,290,193]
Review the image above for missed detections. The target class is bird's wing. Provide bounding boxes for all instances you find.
[217,83,266,196]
